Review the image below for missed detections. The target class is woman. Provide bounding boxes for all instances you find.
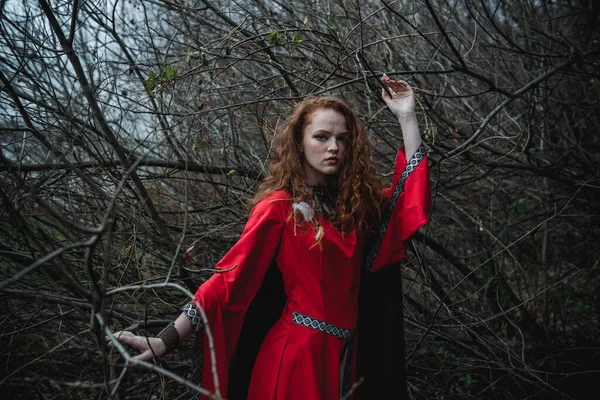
[108,75,431,399]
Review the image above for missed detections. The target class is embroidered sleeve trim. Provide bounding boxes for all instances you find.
[182,302,204,333]
[182,302,204,400]
[363,144,428,272]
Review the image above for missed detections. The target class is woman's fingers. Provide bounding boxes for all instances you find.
[380,74,400,86]
[387,82,411,96]
[380,76,412,99]
[381,86,411,101]
[123,333,149,350]
[104,331,161,361]
[105,330,124,343]
[106,330,142,348]
[381,75,411,90]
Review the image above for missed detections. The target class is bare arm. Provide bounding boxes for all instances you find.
[380,74,423,159]
[106,312,194,361]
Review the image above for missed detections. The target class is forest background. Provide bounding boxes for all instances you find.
[1,0,599,399]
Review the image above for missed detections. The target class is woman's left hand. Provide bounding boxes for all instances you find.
[380,74,416,119]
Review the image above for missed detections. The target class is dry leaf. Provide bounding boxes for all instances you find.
[185,243,198,264]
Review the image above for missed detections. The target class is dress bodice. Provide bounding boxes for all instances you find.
[275,211,364,331]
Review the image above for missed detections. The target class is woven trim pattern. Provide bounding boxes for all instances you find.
[182,302,204,332]
[291,312,354,340]
[188,329,204,400]
[182,302,204,400]
[363,145,427,272]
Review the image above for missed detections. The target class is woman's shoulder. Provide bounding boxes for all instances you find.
[250,189,292,218]
[263,189,293,202]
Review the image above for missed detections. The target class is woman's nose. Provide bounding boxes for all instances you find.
[327,139,339,152]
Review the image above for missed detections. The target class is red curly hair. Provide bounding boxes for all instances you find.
[253,97,385,234]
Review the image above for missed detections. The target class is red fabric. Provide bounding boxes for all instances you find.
[192,148,430,399]
[370,148,432,273]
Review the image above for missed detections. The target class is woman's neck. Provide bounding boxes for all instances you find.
[306,183,329,195]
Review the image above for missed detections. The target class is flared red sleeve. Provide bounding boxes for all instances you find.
[365,145,431,274]
[181,191,289,399]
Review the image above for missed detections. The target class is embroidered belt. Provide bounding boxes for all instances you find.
[291,312,354,340]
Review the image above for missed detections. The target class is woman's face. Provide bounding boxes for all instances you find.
[301,108,348,185]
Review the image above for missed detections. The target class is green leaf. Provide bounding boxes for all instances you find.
[327,22,337,31]
[441,350,459,367]
[515,198,536,214]
[266,29,285,46]
[292,33,303,48]
[145,72,158,94]
[187,51,199,62]
[227,169,237,177]
[458,373,478,388]
[160,65,177,81]
[188,51,210,66]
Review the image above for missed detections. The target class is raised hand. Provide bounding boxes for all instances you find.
[380,74,416,119]
[105,330,166,361]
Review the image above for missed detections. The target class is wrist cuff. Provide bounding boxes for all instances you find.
[157,322,180,354]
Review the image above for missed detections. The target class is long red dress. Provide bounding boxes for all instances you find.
[182,146,430,400]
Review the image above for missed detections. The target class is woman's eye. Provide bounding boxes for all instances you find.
[314,134,326,141]
[337,136,347,142]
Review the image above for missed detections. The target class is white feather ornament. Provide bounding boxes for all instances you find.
[292,201,314,222]
[314,225,324,242]
[292,201,314,236]
[309,225,325,251]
